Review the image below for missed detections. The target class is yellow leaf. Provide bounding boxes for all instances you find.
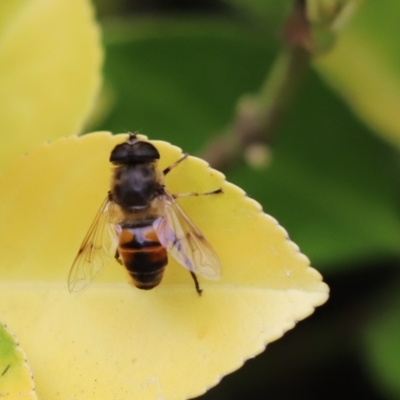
[315,33,400,147]
[0,322,37,400]
[0,0,102,172]
[314,0,400,148]
[0,132,329,399]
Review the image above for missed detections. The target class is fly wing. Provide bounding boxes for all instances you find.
[68,196,119,292]
[153,191,221,280]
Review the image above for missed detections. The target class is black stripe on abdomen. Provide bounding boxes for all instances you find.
[119,226,168,290]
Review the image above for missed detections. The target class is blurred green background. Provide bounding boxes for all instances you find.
[89,0,400,399]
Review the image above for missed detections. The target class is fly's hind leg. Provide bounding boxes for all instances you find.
[172,188,223,199]
[114,249,122,265]
[190,271,202,296]
[163,153,221,297]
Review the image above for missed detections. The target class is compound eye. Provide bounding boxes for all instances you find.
[109,141,160,164]
[109,143,131,163]
[131,142,160,160]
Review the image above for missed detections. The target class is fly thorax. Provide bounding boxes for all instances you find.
[112,163,160,210]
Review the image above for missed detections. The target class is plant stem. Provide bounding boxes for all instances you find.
[200,2,312,171]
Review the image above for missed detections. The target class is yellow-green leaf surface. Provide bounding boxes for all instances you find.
[0,322,37,400]
[314,0,400,147]
[0,132,329,399]
[0,0,102,172]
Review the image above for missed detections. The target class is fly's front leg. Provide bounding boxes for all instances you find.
[163,154,223,197]
[163,153,189,175]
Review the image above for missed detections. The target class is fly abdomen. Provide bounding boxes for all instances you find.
[118,225,168,290]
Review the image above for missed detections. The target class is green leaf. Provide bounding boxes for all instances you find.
[0,322,36,399]
[221,0,290,34]
[99,18,277,152]
[364,285,400,399]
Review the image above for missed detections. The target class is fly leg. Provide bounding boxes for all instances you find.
[172,188,222,297]
[190,271,202,296]
[163,154,223,197]
[163,153,222,297]
[114,249,122,265]
[171,188,223,198]
[163,153,189,175]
